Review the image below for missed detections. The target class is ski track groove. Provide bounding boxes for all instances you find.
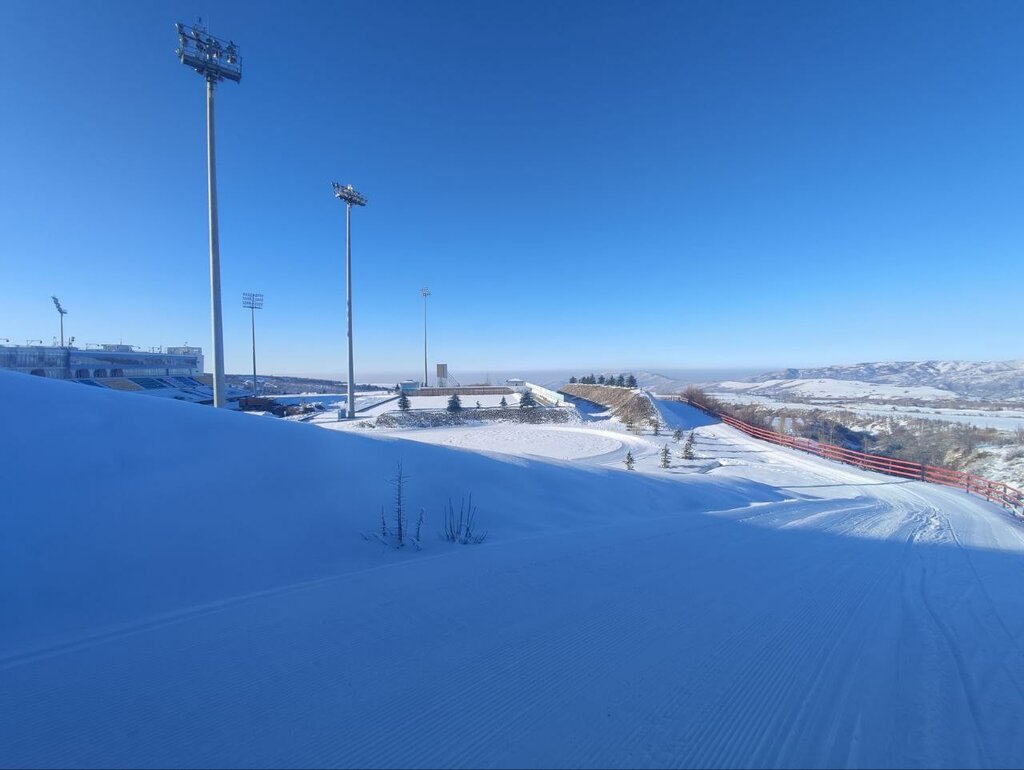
[673,523,895,770]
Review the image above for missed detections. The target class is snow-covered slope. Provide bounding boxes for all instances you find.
[0,371,760,656]
[713,377,959,401]
[4,370,1024,767]
[748,360,1024,400]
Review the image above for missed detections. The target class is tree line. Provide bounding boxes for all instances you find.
[569,373,637,387]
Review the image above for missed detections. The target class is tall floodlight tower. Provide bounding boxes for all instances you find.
[176,21,241,408]
[420,287,430,387]
[332,182,367,418]
[242,292,263,396]
[51,296,67,347]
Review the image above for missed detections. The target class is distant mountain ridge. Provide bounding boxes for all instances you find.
[747,360,1024,400]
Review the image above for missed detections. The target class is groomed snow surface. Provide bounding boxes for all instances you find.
[4,370,1024,768]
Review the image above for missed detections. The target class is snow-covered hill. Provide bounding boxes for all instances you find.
[5,369,1024,767]
[712,377,960,402]
[747,360,1024,401]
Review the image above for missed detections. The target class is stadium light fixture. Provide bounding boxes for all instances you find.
[332,182,367,418]
[420,287,431,387]
[242,292,264,396]
[51,296,67,347]
[176,20,242,408]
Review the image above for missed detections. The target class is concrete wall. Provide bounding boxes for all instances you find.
[523,382,566,406]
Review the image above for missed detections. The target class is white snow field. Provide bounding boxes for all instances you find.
[713,378,959,402]
[4,371,1024,768]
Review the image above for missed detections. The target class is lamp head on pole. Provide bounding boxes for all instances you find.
[176,21,242,83]
[242,292,264,310]
[332,182,367,207]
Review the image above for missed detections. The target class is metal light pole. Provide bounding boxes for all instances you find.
[420,287,430,387]
[332,182,367,418]
[242,292,263,396]
[176,22,241,408]
[51,296,67,347]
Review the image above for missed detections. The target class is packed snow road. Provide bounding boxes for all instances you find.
[3,376,1024,768]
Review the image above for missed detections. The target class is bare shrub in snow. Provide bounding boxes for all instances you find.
[392,461,407,546]
[441,495,487,544]
[411,509,425,550]
[364,462,411,548]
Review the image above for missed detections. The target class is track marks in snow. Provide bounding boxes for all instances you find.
[7,400,1024,767]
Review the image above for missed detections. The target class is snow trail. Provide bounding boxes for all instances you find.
[4,375,1024,767]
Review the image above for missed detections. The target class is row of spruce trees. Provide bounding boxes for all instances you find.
[396,390,537,412]
[569,373,638,387]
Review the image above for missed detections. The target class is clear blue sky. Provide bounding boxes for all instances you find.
[2,1,1022,379]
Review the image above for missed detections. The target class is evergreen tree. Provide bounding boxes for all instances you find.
[673,427,683,443]
[626,374,637,388]
[589,373,596,384]
[616,374,625,387]
[597,375,606,384]
[625,450,635,471]
[569,375,578,384]
[398,391,411,411]
[683,431,695,460]
[660,444,671,468]
[519,389,537,408]
[447,393,462,413]
[652,419,660,436]
[500,395,508,408]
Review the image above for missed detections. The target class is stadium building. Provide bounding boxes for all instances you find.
[0,343,237,403]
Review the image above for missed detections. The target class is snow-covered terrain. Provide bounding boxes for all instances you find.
[713,377,958,402]
[750,360,1024,401]
[712,391,1024,433]
[5,370,1024,768]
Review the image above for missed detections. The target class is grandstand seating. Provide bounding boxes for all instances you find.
[130,378,166,390]
[102,378,143,392]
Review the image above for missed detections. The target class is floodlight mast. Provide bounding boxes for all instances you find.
[332,183,367,418]
[420,287,430,387]
[51,296,67,347]
[176,21,241,408]
[242,292,263,396]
